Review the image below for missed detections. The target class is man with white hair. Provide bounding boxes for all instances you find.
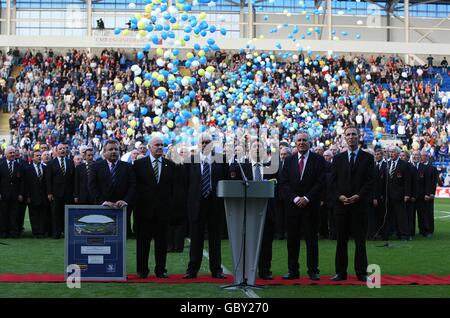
[382,146,411,245]
[0,146,24,238]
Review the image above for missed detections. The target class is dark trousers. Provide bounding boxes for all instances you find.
[17,202,27,234]
[168,221,187,252]
[0,200,19,237]
[136,216,168,275]
[29,204,50,236]
[286,210,319,275]
[373,199,386,237]
[334,204,368,277]
[429,200,435,234]
[416,200,433,235]
[275,199,287,239]
[319,204,330,238]
[126,206,134,236]
[187,195,222,275]
[258,215,274,276]
[406,201,416,237]
[51,198,66,238]
[382,200,409,240]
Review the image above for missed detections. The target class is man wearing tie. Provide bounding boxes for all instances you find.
[0,146,24,238]
[400,150,417,240]
[229,139,277,280]
[46,143,74,239]
[419,151,437,238]
[382,146,411,244]
[74,147,95,205]
[372,148,387,239]
[280,133,325,281]
[25,150,49,238]
[88,139,135,211]
[275,146,290,240]
[184,133,227,279]
[330,126,374,282]
[134,137,175,278]
[411,150,428,238]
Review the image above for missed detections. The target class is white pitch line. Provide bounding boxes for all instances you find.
[187,238,260,299]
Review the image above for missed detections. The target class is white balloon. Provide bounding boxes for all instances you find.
[155,107,163,116]
[164,51,171,59]
[154,99,162,107]
[181,77,189,87]
[402,72,407,78]
[134,68,142,76]
[144,117,152,126]
[156,58,165,67]
[128,103,135,112]
[168,6,178,15]
[162,126,169,134]
[131,64,139,72]
[128,3,136,9]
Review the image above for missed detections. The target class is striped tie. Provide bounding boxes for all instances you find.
[37,163,42,181]
[111,161,118,186]
[201,161,211,198]
[8,161,13,179]
[254,163,262,181]
[60,158,65,176]
[153,159,159,183]
[389,161,396,178]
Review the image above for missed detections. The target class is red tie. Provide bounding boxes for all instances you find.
[298,155,305,179]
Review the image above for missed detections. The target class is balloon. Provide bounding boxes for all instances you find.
[123,94,130,102]
[140,107,148,115]
[128,103,135,112]
[134,77,142,85]
[100,111,107,118]
[153,116,161,125]
[167,120,174,129]
[127,128,134,136]
[130,120,137,128]
[115,83,123,91]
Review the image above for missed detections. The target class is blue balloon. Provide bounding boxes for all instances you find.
[100,111,107,118]
[209,25,217,33]
[123,94,130,102]
[207,38,215,45]
[114,27,121,35]
[220,28,227,36]
[140,107,148,115]
[137,51,144,60]
[194,43,201,51]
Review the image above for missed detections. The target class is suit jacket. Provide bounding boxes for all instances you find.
[0,159,24,200]
[88,160,135,205]
[408,162,418,199]
[46,157,75,201]
[331,149,375,209]
[133,156,175,221]
[425,163,438,196]
[229,160,277,219]
[280,151,326,215]
[74,163,94,204]
[386,159,411,202]
[25,163,48,206]
[373,160,387,201]
[185,154,227,221]
[415,163,431,200]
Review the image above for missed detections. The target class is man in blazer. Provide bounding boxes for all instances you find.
[400,150,417,240]
[229,139,277,280]
[372,148,387,239]
[46,142,75,239]
[25,149,49,238]
[74,147,95,205]
[275,146,291,240]
[420,151,438,237]
[330,126,374,282]
[184,133,228,279]
[134,137,175,278]
[280,132,326,281]
[411,150,429,238]
[88,139,135,210]
[0,146,24,238]
[383,146,411,243]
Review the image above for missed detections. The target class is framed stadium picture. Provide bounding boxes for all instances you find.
[64,205,127,281]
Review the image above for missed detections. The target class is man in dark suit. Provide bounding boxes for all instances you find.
[229,139,277,280]
[330,126,374,282]
[88,139,135,215]
[25,149,49,238]
[382,146,411,244]
[372,148,387,240]
[400,150,417,240]
[15,148,28,236]
[319,149,334,239]
[411,150,429,238]
[274,146,290,240]
[0,146,24,238]
[134,137,175,278]
[183,133,227,279]
[74,147,95,205]
[420,151,438,238]
[280,132,325,281]
[46,142,75,239]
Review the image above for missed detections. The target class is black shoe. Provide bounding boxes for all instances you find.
[309,273,320,281]
[259,273,273,280]
[212,273,226,279]
[282,272,300,280]
[330,274,347,281]
[155,273,169,278]
[137,272,149,279]
[357,275,369,282]
[183,273,197,279]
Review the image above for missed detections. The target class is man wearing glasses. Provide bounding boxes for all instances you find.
[183,133,228,279]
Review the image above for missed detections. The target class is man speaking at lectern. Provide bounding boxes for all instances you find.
[229,139,277,280]
[280,132,325,281]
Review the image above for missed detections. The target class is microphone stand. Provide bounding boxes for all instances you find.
[222,158,262,290]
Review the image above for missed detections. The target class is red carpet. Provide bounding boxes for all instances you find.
[1,273,450,285]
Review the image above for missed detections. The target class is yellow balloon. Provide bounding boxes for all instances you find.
[156,48,164,56]
[144,80,151,87]
[153,116,161,125]
[138,21,146,30]
[198,50,205,57]
[134,14,142,20]
[167,120,174,129]
[186,52,194,59]
[198,69,205,76]
[145,4,152,12]
[206,66,215,73]
[157,75,165,82]
[138,30,147,37]
[127,128,134,136]
[115,83,123,91]
[130,120,137,128]
[134,77,142,85]
[122,29,129,36]
[199,12,207,20]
